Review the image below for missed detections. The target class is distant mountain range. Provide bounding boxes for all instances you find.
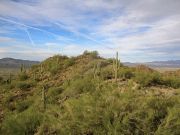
[0,58,179,69]
[0,58,39,68]
[123,60,180,68]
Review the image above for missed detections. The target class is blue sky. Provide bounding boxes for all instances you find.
[0,0,180,62]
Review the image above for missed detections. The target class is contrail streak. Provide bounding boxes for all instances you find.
[54,22,104,45]
[0,16,72,44]
[54,22,116,50]
[24,28,35,46]
[0,16,116,51]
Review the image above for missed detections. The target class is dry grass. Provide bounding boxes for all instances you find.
[0,68,19,78]
[153,67,180,73]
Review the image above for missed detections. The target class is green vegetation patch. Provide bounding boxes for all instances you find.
[0,51,179,134]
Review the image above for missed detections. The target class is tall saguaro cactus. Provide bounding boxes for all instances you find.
[93,62,101,79]
[93,64,97,79]
[9,73,12,84]
[20,64,27,74]
[93,62,101,90]
[20,64,24,72]
[42,84,48,111]
[40,64,43,81]
[113,52,120,82]
[7,73,12,84]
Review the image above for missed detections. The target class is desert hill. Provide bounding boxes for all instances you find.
[0,58,39,68]
[0,51,179,135]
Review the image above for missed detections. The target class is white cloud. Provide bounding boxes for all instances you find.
[0,0,179,61]
[0,36,14,42]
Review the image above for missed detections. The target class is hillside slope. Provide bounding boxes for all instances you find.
[0,51,179,135]
[0,58,39,68]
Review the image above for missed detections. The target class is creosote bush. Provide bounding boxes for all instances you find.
[1,109,42,135]
[18,72,28,81]
[0,76,3,83]
[118,67,134,79]
[83,50,99,58]
[155,107,180,134]
[48,87,64,97]
[133,71,162,87]
[162,76,180,88]
[61,75,96,97]
[16,81,33,90]
[101,66,114,80]
[47,87,64,103]
[16,100,33,113]
[64,58,75,67]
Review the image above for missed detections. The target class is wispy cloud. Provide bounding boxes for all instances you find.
[0,0,179,62]
[24,28,35,46]
[0,36,15,42]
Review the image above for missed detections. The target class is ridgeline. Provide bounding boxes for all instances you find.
[0,51,179,135]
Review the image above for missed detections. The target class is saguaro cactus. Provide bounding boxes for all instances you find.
[7,73,12,84]
[93,62,101,90]
[42,84,48,111]
[93,64,97,79]
[20,64,27,74]
[39,64,43,81]
[20,64,23,72]
[56,56,59,64]
[40,64,43,73]
[113,52,120,82]
[42,86,45,110]
[93,62,101,79]
[9,73,12,84]
[33,73,36,80]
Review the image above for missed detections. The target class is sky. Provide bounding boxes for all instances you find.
[0,0,180,62]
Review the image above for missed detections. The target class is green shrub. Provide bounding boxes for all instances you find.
[83,50,99,58]
[1,110,42,135]
[118,68,134,79]
[48,87,63,97]
[49,65,61,75]
[4,83,15,90]
[64,58,75,67]
[101,66,113,80]
[133,70,179,88]
[3,93,16,111]
[62,76,96,97]
[16,100,33,112]
[41,55,69,75]
[0,76,3,83]
[16,82,32,90]
[155,107,180,135]
[133,72,162,87]
[47,87,64,103]
[18,72,28,81]
[162,76,180,88]
[107,58,114,64]
[31,64,39,71]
